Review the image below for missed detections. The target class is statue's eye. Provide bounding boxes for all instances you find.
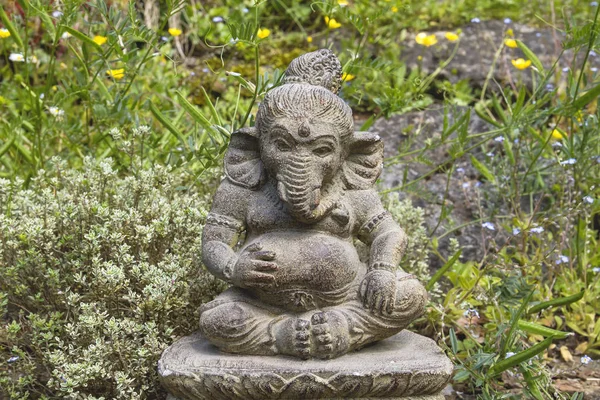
[313,146,333,157]
[275,140,292,152]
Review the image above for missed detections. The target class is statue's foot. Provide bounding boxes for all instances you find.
[310,311,350,359]
[274,311,350,359]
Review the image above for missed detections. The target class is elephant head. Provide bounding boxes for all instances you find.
[224,49,384,223]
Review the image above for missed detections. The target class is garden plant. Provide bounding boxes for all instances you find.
[0,0,599,398]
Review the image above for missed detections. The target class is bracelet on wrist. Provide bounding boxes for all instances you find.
[369,262,396,273]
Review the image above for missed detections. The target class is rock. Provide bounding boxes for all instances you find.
[158,331,453,400]
[400,20,594,89]
[371,106,498,268]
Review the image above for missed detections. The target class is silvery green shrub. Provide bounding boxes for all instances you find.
[0,157,225,399]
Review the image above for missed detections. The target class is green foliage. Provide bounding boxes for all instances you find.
[0,158,225,398]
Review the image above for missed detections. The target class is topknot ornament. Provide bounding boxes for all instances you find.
[283,49,342,94]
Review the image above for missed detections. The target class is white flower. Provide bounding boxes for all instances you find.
[471,17,481,23]
[462,182,470,188]
[456,167,465,173]
[556,255,569,264]
[552,142,563,148]
[560,158,577,165]
[486,152,494,157]
[512,228,521,235]
[463,308,480,319]
[592,1,599,6]
[530,226,544,233]
[48,106,65,119]
[482,222,495,231]
[504,18,512,24]
[583,196,594,204]
[593,267,600,273]
[9,53,25,62]
[505,352,516,358]
[52,11,63,18]
[61,31,72,39]
[581,355,592,364]
[494,136,505,142]
[242,7,249,13]
[7,356,19,363]
[212,16,224,23]
[592,67,598,72]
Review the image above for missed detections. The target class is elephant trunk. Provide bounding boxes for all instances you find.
[277,152,337,223]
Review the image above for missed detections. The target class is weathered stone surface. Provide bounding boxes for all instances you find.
[401,20,596,89]
[159,331,453,400]
[371,106,496,268]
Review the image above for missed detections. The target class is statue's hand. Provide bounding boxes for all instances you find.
[359,269,396,315]
[232,243,278,289]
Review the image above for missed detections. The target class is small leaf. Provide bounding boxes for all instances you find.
[516,40,544,73]
[61,26,103,52]
[517,320,573,339]
[470,155,496,184]
[449,328,458,354]
[528,291,584,314]
[572,82,600,110]
[489,336,554,376]
[0,7,24,48]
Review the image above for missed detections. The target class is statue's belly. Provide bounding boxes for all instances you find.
[242,231,363,311]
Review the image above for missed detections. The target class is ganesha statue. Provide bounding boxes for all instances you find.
[199,49,427,360]
[159,50,452,400]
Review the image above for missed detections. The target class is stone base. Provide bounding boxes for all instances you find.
[158,330,453,400]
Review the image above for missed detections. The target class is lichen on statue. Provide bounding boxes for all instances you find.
[199,49,428,360]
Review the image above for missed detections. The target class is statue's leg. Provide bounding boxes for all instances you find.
[338,272,428,351]
[199,287,283,356]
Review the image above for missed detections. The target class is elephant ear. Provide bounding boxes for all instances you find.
[224,127,267,190]
[341,131,384,190]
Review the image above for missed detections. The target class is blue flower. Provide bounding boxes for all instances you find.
[581,355,592,364]
[482,222,495,231]
[556,255,569,264]
[212,16,224,23]
[504,18,512,24]
[584,196,594,204]
[471,17,481,23]
[530,226,544,233]
[7,356,19,363]
[512,228,521,235]
[494,136,505,142]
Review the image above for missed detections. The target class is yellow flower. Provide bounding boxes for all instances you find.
[0,28,10,39]
[168,28,182,37]
[257,28,271,39]
[307,36,313,43]
[106,68,125,80]
[391,6,398,12]
[338,0,348,6]
[342,72,355,81]
[445,32,459,42]
[93,35,107,45]
[551,129,565,140]
[504,38,517,48]
[415,32,437,47]
[324,16,342,29]
[506,28,514,37]
[511,58,531,70]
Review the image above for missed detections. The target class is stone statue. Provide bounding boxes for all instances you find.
[199,48,427,360]
[159,49,452,400]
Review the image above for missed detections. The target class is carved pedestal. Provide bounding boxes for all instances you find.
[158,330,452,399]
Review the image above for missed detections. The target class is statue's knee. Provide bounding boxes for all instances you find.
[394,278,427,319]
[199,302,252,339]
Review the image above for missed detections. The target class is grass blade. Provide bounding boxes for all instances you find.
[149,102,188,150]
[426,249,461,290]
